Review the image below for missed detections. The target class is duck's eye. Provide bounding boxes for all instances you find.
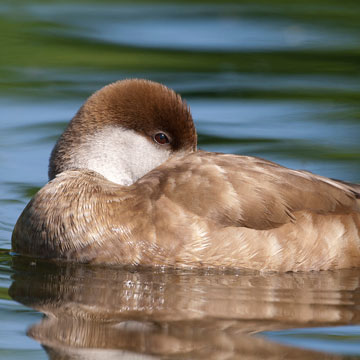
[154,133,170,145]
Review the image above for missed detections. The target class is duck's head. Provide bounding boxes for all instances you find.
[49,79,197,185]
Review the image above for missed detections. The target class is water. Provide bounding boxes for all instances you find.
[1,0,360,358]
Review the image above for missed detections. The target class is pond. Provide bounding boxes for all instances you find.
[1,0,360,358]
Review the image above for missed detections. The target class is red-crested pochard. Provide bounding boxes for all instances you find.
[12,79,360,271]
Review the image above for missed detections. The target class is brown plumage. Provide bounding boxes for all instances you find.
[12,79,360,271]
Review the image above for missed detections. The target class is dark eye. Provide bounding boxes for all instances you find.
[154,133,170,145]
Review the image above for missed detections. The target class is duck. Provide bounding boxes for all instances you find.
[12,79,360,272]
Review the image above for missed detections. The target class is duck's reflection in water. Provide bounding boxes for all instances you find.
[9,258,360,359]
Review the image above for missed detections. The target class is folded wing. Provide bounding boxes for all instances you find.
[138,151,360,230]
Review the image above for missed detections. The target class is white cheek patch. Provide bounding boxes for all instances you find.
[70,127,171,185]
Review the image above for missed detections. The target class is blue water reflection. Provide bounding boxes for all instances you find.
[262,325,360,356]
[23,5,359,51]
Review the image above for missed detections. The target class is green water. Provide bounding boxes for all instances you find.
[1,0,360,358]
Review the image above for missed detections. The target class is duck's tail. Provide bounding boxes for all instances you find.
[331,178,360,199]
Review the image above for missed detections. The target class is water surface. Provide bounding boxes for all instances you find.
[1,0,360,358]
